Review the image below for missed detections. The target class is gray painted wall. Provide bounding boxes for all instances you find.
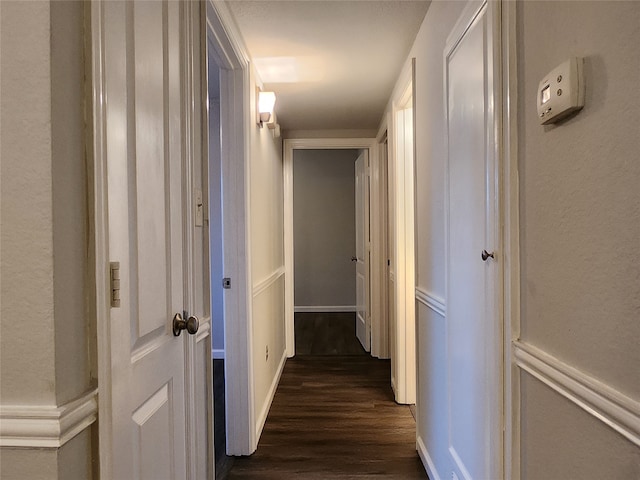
[293,149,358,309]
[1,1,93,477]
[518,1,640,476]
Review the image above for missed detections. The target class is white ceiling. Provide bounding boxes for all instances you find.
[225,0,431,132]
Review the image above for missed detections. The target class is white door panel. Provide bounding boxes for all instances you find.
[445,2,501,479]
[101,1,207,478]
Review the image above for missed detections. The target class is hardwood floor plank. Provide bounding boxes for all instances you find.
[225,356,429,479]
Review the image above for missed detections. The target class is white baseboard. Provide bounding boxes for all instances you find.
[0,388,98,448]
[255,349,287,440]
[212,348,225,359]
[294,305,357,313]
[416,435,441,480]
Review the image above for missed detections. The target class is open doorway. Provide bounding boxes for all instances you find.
[283,139,379,358]
[207,47,228,475]
[292,149,362,355]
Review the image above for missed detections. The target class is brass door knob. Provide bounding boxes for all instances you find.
[173,313,200,336]
[186,315,199,335]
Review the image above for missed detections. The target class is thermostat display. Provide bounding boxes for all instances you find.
[537,57,585,125]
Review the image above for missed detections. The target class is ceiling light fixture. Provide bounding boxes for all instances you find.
[257,89,276,127]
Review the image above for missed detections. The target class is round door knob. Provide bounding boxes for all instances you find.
[186,315,199,335]
[481,249,495,261]
[351,256,358,262]
[173,312,186,336]
[173,313,200,336]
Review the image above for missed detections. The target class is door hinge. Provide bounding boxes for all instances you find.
[222,277,231,289]
[110,262,121,308]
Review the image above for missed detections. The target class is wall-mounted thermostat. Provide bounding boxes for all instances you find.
[537,57,585,125]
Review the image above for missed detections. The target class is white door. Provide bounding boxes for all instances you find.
[445,2,502,479]
[355,150,370,351]
[101,1,209,478]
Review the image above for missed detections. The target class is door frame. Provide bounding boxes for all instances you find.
[385,59,417,405]
[501,1,520,478]
[371,130,390,359]
[283,138,378,357]
[205,1,256,455]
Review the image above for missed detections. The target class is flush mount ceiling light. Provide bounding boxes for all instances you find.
[257,89,276,127]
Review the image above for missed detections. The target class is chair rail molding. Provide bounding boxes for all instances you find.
[252,266,285,298]
[415,287,446,318]
[514,341,640,447]
[0,388,98,448]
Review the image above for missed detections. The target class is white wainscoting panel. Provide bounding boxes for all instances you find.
[255,349,287,439]
[514,341,640,447]
[415,287,446,317]
[0,388,98,447]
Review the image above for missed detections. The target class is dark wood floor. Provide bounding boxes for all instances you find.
[295,312,367,356]
[224,355,428,479]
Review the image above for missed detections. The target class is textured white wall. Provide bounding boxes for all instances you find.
[518,1,640,476]
[293,149,358,309]
[0,1,92,478]
[1,0,58,407]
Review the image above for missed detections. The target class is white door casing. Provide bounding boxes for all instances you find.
[389,68,416,405]
[283,139,377,357]
[444,1,503,479]
[206,0,256,455]
[355,150,371,351]
[94,1,211,478]
[369,133,390,359]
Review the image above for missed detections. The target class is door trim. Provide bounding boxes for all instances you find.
[88,1,114,476]
[283,138,377,358]
[389,62,416,405]
[206,0,256,455]
[501,1,520,478]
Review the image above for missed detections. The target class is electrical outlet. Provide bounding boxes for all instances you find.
[265,345,269,361]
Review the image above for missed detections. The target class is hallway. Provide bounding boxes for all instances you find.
[223,354,428,479]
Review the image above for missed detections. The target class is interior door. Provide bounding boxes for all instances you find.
[445,2,502,479]
[102,1,206,478]
[355,150,370,351]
